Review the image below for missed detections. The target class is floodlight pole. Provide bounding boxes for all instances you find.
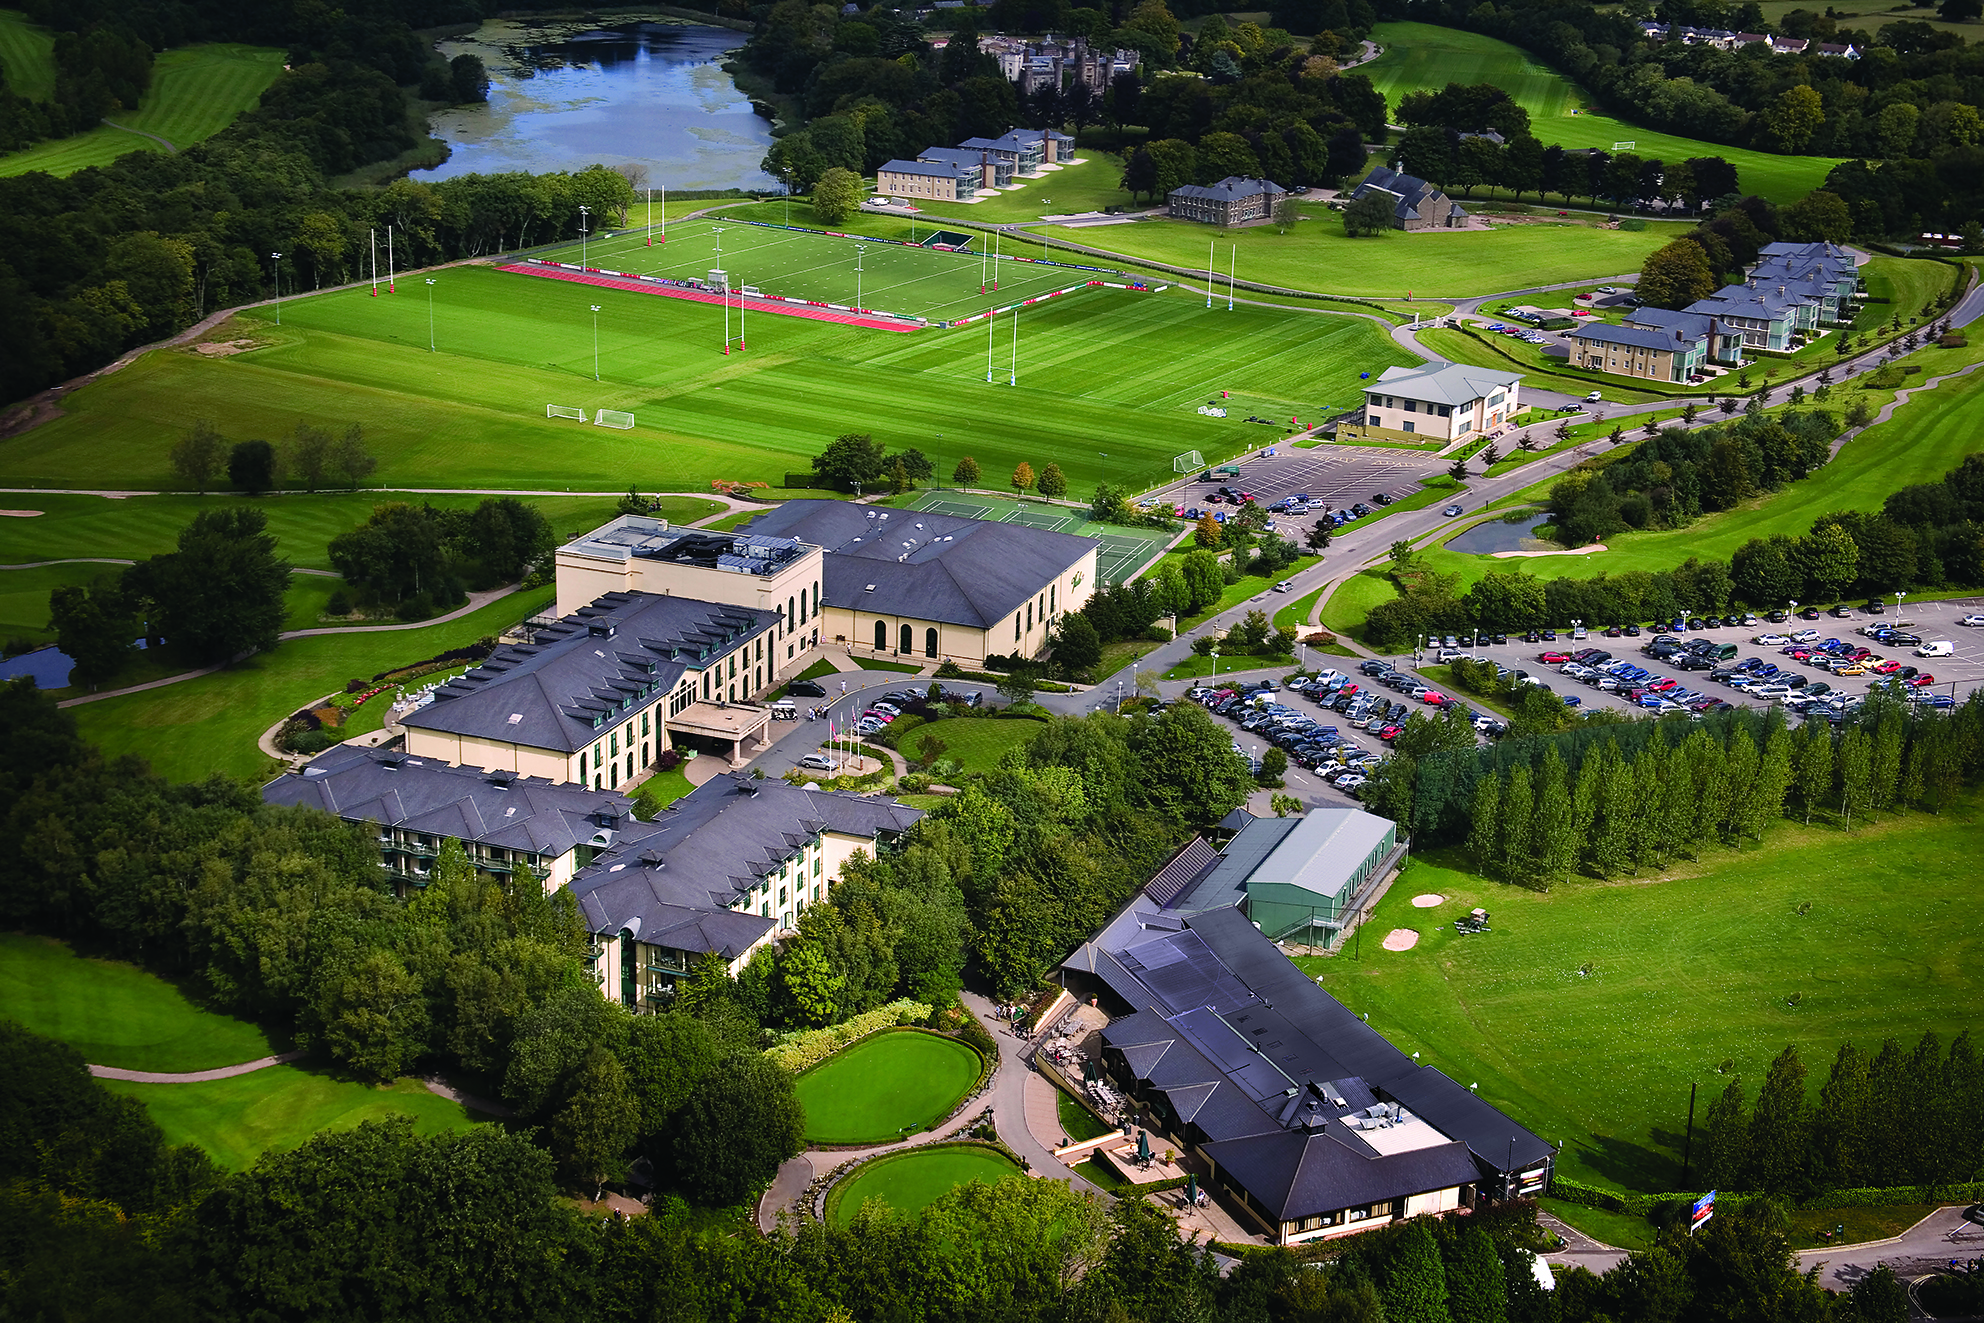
[270,252,282,324]
[579,204,592,267]
[425,278,436,350]
[591,304,602,380]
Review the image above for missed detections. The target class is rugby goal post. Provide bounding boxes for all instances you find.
[548,404,587,421]
[1172,449,1206,474]
[595,409,635,430]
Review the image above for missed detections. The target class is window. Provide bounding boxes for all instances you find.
[900,623,912,654]
[813,855,822,877]
[1026,602,1033,630]
[1403,399,1417,413]
[1402,421,1415,433]
[1015,614,1022,640]
[875,619,887,650]
[788,595,795,630]
[610,731,618,757]
[925,627,937,657]
[640,712,649,736]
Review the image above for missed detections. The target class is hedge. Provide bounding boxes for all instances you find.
[765,998,932,1073]
[1549,1176,1984,1216]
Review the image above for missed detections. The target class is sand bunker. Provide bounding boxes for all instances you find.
[0,510,42,517]
[193,339,260,357]
[1491,543,1608,558]
[1382,929,1420,952]
[1410,894,1444,908]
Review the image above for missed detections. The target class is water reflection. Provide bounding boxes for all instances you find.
[420,16,777,192]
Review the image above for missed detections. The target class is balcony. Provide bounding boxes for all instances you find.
[645,955,689,975]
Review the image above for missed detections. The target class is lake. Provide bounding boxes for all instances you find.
[422,16,778,192]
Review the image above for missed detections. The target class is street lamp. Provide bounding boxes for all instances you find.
[1210,647,1220,684]
[1896,591,1908,617]
[424,278,436,351]
[270,252,282,325]
[590,304,602,381]
[579,205,591,268]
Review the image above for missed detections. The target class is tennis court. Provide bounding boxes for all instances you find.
[531,218,1099,323]
[904,490,1175,584]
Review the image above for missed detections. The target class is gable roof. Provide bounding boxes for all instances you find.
[740,500,1095,629]
[1350,166,1465,224]
[1169,176,1286,203]
[401,591,777,754]
[1569,322,1693,352]
[1371,359,1521,407]
[879,159,966,179]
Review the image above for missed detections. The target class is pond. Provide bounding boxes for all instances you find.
[1445,515,1557,555]
[422,16,777,192]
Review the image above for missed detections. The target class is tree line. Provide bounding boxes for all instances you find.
[328,495,555,615]
[1699,1031,1984,1199]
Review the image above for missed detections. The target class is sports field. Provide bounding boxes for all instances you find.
[1362,23,1845,205]
[793,1029,981,1143]
[825,1142,1023,1224]
[0,931,275,1072]
[3,269,1408,497]
[0,8,56,101]
[0,41,284,178]
[541,218,1089,323]
[1306,791,1984,1193]
[902,489,1176,583]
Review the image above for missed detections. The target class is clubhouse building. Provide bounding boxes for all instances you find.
[1058,841,1552,1245]
[1342,361,1522,444]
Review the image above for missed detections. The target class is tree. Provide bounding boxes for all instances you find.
[48,577,138,688]
[1181,550,1222,612]
[1447,458,1470,482]
[1342,188,1395,237]
[1036,462,1067,500]
[1270,792,1301,817]
[1796,723,1834,824]
[465,497,554,584]
[1273,194,1301,232]
[1012,461,1035,496]
[812,167,862,226]
[1257,746,1288,785]
[1762,85,1825,153]
[1126,703,1253,829]
[449,53,490,104]
[1637,239,1717,310]
[330,425,377,489]
[169,419,226,494]
[997,668,1038,705]
[1466,771,1501,876]
[227,439,276,495]
[1838,726,1873,829]
[1782,190,1852,244]
[814,433,886,490]
[1798,523,1860,601]
[550,1046,639,1198]
[1194,511,1222,548]
[891,448,933,482]
[1446,1227,1507,1323]
[1533,745,1575,885]
[953,455,981,486]
[130,507,291,663]
[1700,1076,1748,1190]
[888,458,911,496]
[1051,612,1101,674]
[1306,522,1332,552]
[1745,1045,1808,1192]
[1378,1218,1451,1323]
[671,1052,803,1205]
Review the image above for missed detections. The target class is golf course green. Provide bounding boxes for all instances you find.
[795,1029,982,1144]
[826,1143,1024,1225]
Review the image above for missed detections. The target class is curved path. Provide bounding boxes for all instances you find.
[100,118,176,153]
[88,1048,304,1083]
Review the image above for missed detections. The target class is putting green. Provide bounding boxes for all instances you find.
[826,1142,1023,1224]
[794,1029,981,1143]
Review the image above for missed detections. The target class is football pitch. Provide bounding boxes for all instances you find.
[904,491,1175,583]
[540,218,1098,323]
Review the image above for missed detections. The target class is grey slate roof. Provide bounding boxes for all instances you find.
[569,773,922,956]
[1626,307,1726,340]
[880,159,966,180]
[1169,175,1287,203]
[1351,166,1465,224]
[402,591,777,754]
[1570,322,1692,352]
[739,500,1096,629]
[264,742,645,859]
[1204,1125,1484,1223]
[1371,360,1520,408]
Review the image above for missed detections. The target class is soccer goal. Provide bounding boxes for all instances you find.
[1172,450,1206,474]
[548,404,587,421]
[595,409,635,430]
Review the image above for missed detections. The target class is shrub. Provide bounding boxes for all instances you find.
[935,659,968,679]
[763,999,934,1072]
[327,590,352,616]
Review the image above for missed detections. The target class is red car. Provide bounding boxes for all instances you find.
[1338,683,1359,697]
[1908,673,1935,687]
[1539,651,1571,664]
[1378,724,1402,741]
[1420,690,1448,704]
[1873,659,1902,675]
[1647,677,1679,692]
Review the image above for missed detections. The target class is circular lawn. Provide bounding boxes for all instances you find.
[826,1143,1023,1225]
[794,1029,981,1144]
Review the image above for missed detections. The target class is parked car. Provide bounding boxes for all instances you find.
[797,753,837,770]
[1753,633,1789,646]
[786,679,827,697]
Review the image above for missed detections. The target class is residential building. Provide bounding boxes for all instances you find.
[1342,360,1521,443]
[1058,892,1553,1245]
[1682,285,1804,352]
[1749,241,1861,322]
[739,499,1098,665]
[553,516,823,671]
[918,145,1012,190]
[401,589,786,785]
[1567,321,1710,382]
[959,133,1042,174]
[877,158,978,202]
[1166,176,1286,226]
[1348,167,1469,231]
[574,773,921,1007]
[1148,808,1406,942]
[1623,306,1747,367]
[264,742,640,893]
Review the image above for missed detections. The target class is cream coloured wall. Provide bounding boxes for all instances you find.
[824,544,1098,665]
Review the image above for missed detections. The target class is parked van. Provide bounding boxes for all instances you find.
[1916,640,1955,657]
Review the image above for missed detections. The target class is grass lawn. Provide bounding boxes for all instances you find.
[1092,635,1164,681]
[1163,650,1291,680]
[1301,790,1984,1193]
[3,274,1406,503]
[1075,1153,1133,1193]
[0,41,285,178]
[1068,204,1682,300]
[0,8,55,101]
[1538,1197,1657,1251]
[1319,569,1397,639]
[1786,1203,1937,1249]
[0,492,664,572]
[1414,327,1664,404]
[778,657,841,692]
[1182,554,1323,628]
[1056,1088,1115,1143]
[912,151,1142,225]
[1361,23,1846,205]
[857,656,925,672]
[0,932,276,1071]
[825,1143,1023,1224]
[101,1068,491,1171]
[69,586,552,783]
[630,763,695,817]
[793,1029,981,1143]
[0,562,117,643]
[904,715,1046,775]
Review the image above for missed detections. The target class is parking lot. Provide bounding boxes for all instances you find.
[1148,445,1446,519]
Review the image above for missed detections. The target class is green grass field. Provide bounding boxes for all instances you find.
[0,562,116,642]
[0,932,276,1071]
[1,270,1406,500]
[900,489,1178,583]
[1361,23,1846,205]
[1304,792,1984,1193]
[69,585,551,783]
[793,1029,982,1143]
[900,716,1045,776]
[0,41,283,179]
[101,1068,490,1171]
[825,1142,1023,1224]
[0,8,55,101]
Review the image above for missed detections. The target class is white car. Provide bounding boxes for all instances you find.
[1790,628,1820,643]
[1585,390,1604,402]
[1272,580,1296,593]
[1959,614,1984,626]
[797,753,837,771]
[1754,684,1794,701]
[1753,633,1789,646]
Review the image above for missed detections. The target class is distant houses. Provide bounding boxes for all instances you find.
[875,126,1076,205]
[1166,176,1286,226]
[1347,166,1470,231]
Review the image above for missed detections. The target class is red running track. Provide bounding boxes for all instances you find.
[495,263,923,333]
